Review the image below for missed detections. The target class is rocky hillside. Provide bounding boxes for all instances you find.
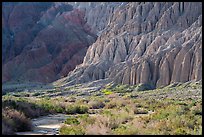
[61,2,202,88]
[2,2,97,83]
[2,2,202,88]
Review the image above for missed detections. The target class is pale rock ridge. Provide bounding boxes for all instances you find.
[60,2,202,88]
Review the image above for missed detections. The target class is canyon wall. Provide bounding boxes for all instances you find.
[2,2,97,83]
[63,2,202,87]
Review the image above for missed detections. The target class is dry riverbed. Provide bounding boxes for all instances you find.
[16,114,69,135]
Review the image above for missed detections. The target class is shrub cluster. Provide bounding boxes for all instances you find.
[2,107,32,134]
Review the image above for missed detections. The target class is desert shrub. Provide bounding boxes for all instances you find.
[105,101,117,109]
[68,97,76,102]
[77,114,95,125]
[36,98,67,114]
[85,114,119,134]
[111,84,133,93]
[118,111,134,124]
[173,128,189,135]
[59,125,85,135]
[64,117,80,125]
[96,115,119,129]
[88,100,105,109]
[174,101,188,106]
[65,105,88,114]
[31,92,41,96]
[152,109,169,120]
[77,114,89,119]
[12,94,21,97]
[102,109,112,116]
[130,92,139,98]
[133,108,148,114]
[38,102,55,112]
[53,105,65,113]
[135,83,154,91]
[93,109,133,131]
[65,105,78,114]
[152,104,187,120]
[77,105,89,114]
[105,98,129,109]
[46,90,56,93]
[113,125,139,135]
[2,98,48,118]
[190,106,202,115]
[2,107,32,132]
[11,92,30,97]
[85,123,112,135]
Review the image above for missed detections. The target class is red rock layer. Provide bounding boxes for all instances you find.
[2,2,96,83]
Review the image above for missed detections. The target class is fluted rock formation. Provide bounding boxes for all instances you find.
[2,2,97,83]
[62,2,202,88]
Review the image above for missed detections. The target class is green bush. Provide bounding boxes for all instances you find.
[112,84,133,93]
[54,106,65,113]
[77,114,95,125]
[102,89,113,95]
[59,125,85,135]
[64,117,80,125]
[65,105,88,114]
[173,128,188,135]
[40,102,54,112]
[152,105,187,120]
[113,125,139,135]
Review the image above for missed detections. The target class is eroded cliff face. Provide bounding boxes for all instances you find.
[60,2,122,34]
[2,2,202,87]
[2,2,97,83]
[62,2,202,88]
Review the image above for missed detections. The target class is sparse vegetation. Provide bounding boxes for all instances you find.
[2,81,202,135]
[59,125,85,135]
[58,81,202,135]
